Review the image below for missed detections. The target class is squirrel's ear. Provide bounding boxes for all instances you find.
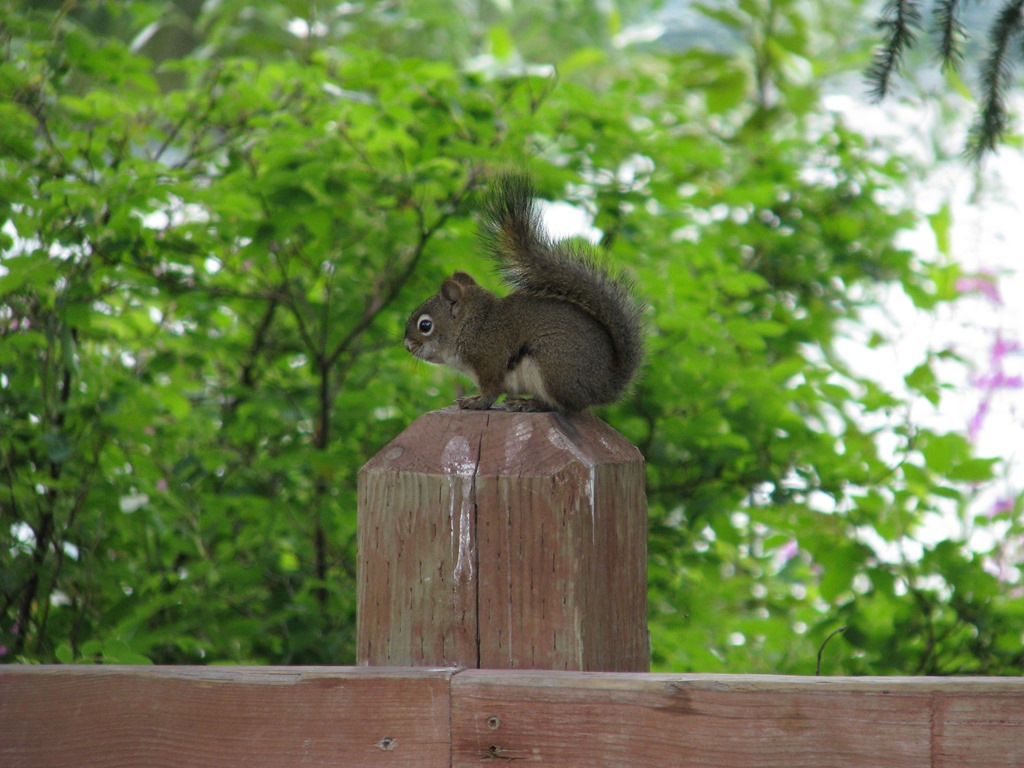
[450,271,477,287]
[440,279,466,317]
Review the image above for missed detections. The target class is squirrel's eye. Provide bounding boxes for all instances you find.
[417,315,434,335]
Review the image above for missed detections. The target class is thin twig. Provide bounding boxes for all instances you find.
[325,167,482,370]
[816,626,848,675]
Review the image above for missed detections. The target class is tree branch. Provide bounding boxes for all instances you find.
[966,0,1024,160]
[933,0,966,70]
[326,167,482,371]
[866,0,923,101]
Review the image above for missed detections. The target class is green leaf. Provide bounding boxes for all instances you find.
[38,433,73,464]
[488,25,515,61]
[948,458,998,483]
[99,639,154,665]
[904,361,940,405]
[927,203,952,258]
[0,253,60,294]
[55,643,75,664]
[819,543,870,602]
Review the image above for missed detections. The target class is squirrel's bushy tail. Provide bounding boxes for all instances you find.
[482,171,645,395]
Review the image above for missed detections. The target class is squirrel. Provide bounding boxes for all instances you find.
[403,171,645,414]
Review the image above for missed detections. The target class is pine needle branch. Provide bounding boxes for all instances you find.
[867,0,924,101]
[966,0,1024,160]
[934,0,967,71]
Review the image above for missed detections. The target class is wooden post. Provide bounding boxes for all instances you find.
[357,408,648,671]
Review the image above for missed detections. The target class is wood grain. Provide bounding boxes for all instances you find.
[0,666,454,768]
[357,409,487,667]
[3,667,1022,767]
[474,411,648,671]
[450,670,1024,767]
[357,408,648,671]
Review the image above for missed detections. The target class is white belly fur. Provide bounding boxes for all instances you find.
[504,357,552,404]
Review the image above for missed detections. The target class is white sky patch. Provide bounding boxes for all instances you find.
[541,200,602,244]
[286,18,328,38]
[826,88,1024,535]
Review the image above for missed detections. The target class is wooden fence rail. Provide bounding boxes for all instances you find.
[2,666,1023,767]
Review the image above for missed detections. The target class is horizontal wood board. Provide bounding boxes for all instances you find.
[0,666,454,768]
[3,667,1023,768]
[450,670,1024,767]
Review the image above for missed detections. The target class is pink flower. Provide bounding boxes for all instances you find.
[967,331,1022,442]
[775,539,799,566]
[956,274,1002,305]
[987,496,1015,518]
[968,398,990,443]
[156,478,168,492]
[991,334,1021,364]
[971,372,1024,390]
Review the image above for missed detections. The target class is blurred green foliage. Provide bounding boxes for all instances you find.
[2,0,1021,673]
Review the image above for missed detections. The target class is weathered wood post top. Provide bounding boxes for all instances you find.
[357,407,648,671]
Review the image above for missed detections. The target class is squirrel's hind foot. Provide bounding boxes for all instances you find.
[503,397,554,413]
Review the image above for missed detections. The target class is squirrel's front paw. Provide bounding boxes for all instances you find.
[456,394,495,410]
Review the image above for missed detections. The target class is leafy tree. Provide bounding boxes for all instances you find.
[2,0,1021,673]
